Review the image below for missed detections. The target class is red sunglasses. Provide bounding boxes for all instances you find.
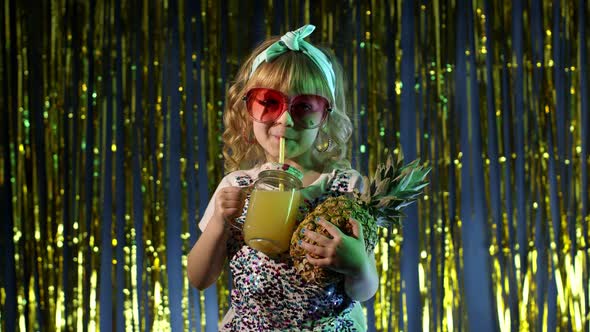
[243,88,332,129]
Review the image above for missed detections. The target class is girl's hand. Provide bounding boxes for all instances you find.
[299,218,368,277]
[212,187,246,227]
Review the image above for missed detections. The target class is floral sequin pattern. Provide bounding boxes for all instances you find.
[226,246,358,331]
[300,170,354,216]
[222,169,363,331]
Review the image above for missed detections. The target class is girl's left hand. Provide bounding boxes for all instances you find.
[299,218,368,276]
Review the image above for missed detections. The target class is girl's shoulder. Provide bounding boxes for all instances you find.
[221,166,261,188]
[328,167,362,180]
[326,167,363,193]
[221,162,290,187]
[303,167,363,197]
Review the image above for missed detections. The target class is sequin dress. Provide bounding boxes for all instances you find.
[198,163,367,331]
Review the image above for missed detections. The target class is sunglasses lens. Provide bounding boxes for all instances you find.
[290,95,329,128]
[246,88,286,123]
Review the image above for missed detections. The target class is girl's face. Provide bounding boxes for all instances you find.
[252,110,318,163]
[246,88,330,167]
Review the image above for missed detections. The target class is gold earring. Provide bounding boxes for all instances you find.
[315,130,332,152]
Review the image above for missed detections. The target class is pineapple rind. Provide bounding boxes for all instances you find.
[289,196,378,285]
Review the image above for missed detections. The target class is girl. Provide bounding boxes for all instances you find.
[187,24,378,331]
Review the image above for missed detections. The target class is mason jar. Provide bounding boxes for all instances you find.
[243,166,303,256]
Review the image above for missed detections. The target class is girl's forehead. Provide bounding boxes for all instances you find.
[246,80,326,96]
[288,84,323,95]
[254,87,329,99]
[246,60,332,102]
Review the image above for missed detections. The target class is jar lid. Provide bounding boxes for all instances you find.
[269,162,304,181]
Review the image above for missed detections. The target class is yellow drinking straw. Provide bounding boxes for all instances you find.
[279,137,285,191]
[279,136,285,163]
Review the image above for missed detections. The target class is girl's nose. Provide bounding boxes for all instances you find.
[275,108,295,127]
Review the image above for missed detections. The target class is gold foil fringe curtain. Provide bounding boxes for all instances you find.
[1,0,589,331]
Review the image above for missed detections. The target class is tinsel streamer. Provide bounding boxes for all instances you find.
[1,0,589,331]
[456,1,474,329]
[528,0,545,329]
[500,4,517,329]
[183,0,202,329]
[469,0,497,330]
[114,1,127,330]
[381,3,401,329]
[512,1,527,307]
[399,0,420,331]
[164,0,183,330]
[98,2,115,331]
[580,0,589,325]
[482,0,504,330]
[1,1,18,331]
[130,0,144,330]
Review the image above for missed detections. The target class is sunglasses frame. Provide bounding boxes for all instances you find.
[243,88,332,129]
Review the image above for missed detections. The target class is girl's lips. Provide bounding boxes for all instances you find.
[272,135,292,140]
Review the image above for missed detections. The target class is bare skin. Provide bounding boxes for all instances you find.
[186,186,245,290]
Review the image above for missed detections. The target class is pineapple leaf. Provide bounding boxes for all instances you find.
[374,178,392,196]
[356,151,430,234]
[376,216,401,227]
[394,200,418,210]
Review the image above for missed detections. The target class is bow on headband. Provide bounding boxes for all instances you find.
[249,24,336,103]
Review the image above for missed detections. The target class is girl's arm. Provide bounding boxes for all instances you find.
[344,250,378,302]
[341,171,378,301]
[187,215,229,290]
[187,185,245,290]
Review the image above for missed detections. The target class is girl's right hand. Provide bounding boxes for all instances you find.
[212,187,246,227]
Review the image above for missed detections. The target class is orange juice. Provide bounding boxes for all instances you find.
[243,189,301,255]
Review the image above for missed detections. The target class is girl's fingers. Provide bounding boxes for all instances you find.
[220,191,244,201]
[225,208,241,217]
[220,197,243,204]
[317,219,342,240]
[218,188,246,206]
[298,240,327,257]
[348,218,363,239]
[218,187,244,199]
[220,200,243,209]
[231,187,246,194]
[305,254,331,267]
[301,229,332,246]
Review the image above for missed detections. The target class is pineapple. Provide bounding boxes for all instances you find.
[289,152,430,285]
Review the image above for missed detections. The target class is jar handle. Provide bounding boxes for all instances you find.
[226,184,255,231]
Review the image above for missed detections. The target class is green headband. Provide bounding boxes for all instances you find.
[249,24,336,103]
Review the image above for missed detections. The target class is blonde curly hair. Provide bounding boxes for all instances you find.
[222,36,353,173]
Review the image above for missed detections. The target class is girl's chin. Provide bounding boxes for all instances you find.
[271,137,292,149]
